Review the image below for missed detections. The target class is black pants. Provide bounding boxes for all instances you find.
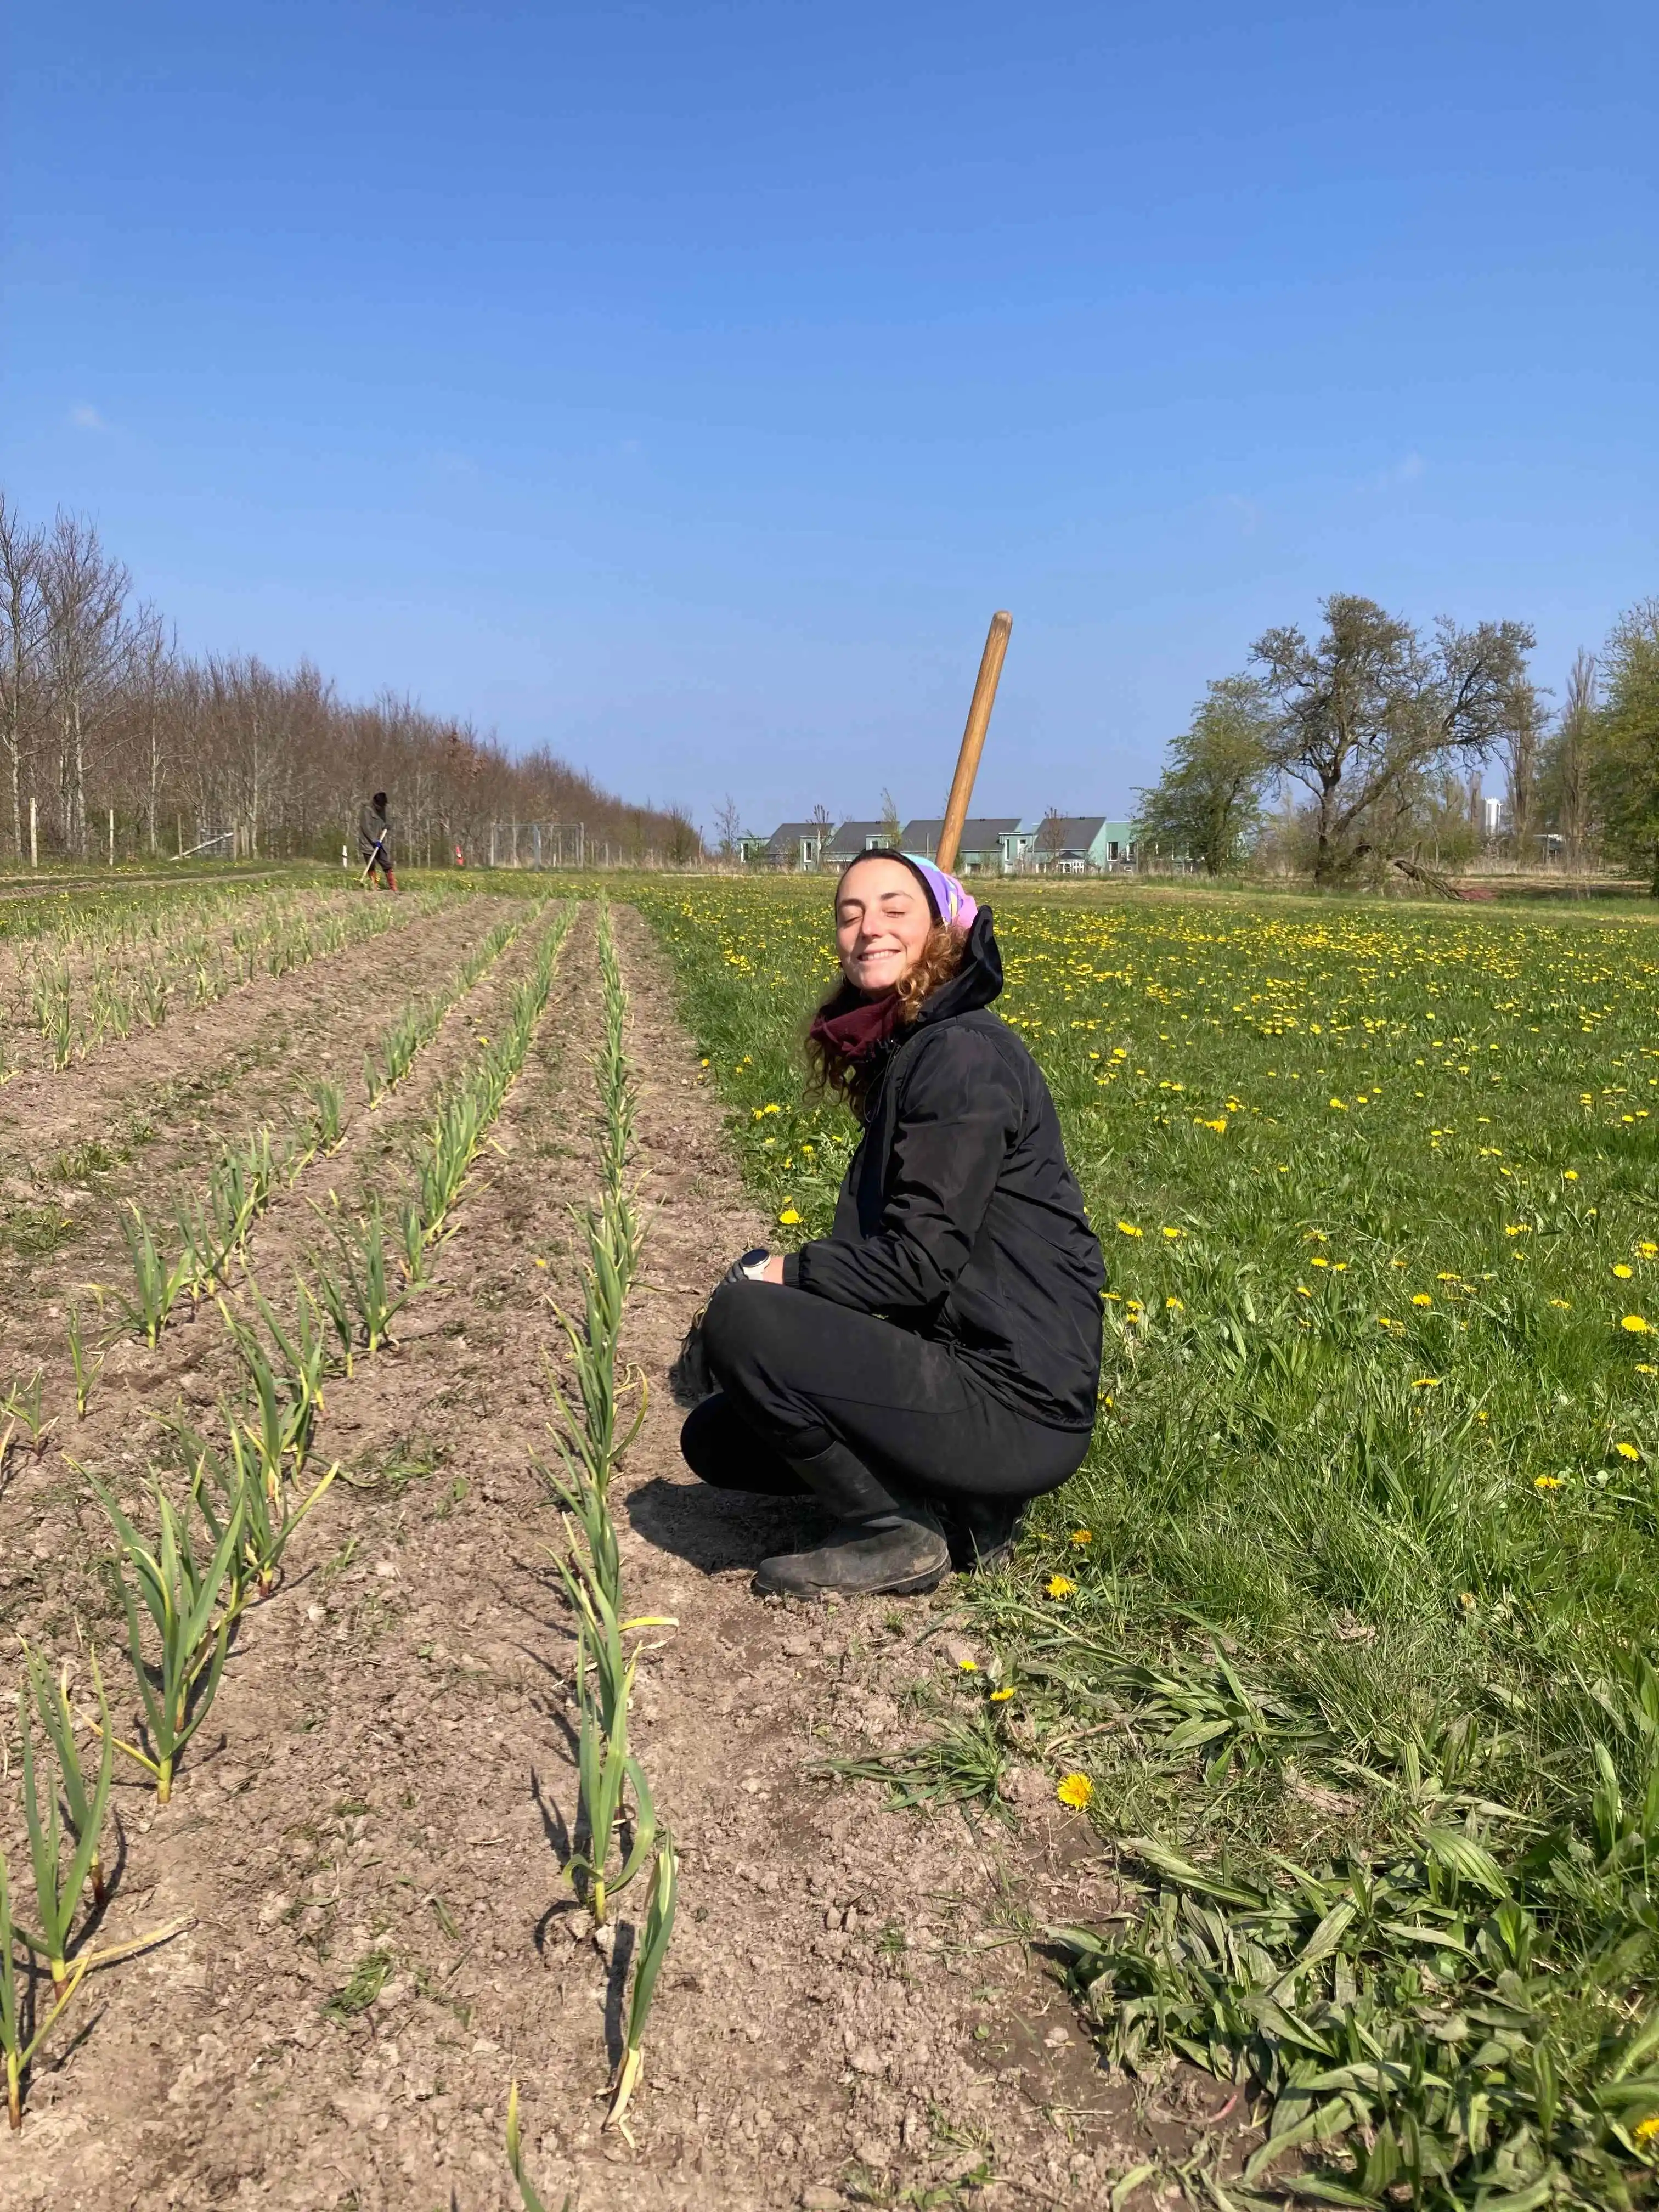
[682,1279,1091,1505]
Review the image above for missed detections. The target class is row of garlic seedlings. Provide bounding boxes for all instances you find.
[0,900,574,2129]
[10,877,457,1072]
[106,896,534,1352]
[511,899,677,2199]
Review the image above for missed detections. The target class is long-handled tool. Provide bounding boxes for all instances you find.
[358,832,390,886]
[935,611,1012,874]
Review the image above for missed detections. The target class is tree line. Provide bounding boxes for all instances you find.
[0,492,698,867]
[1136,593,1659,891]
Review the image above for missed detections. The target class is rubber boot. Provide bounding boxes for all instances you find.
[753,1440,950,1599]
[942,1496,1026,1574]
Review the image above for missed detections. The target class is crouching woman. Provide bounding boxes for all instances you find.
[680,850,1105,1599]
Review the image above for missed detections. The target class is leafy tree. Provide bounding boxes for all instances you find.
[1251,595,1534,885]
[879,787,901,846]
[1135,676,1272,876]
[1590,600,1659,894]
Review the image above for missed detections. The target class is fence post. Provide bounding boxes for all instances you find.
[109,807,115,866]
[30,797,37,868]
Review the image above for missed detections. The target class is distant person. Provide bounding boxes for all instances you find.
[678,850,1105,1598]
[358,791,397,890]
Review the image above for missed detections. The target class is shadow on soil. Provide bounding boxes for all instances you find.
[625,1470,830,1573]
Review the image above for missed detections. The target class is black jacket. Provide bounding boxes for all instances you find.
[357,802,390,862]
[783,909,1104,1431]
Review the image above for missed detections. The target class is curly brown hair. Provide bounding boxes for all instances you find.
[805,922,968,1114]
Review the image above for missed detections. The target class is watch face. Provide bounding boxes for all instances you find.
[741,1246,769,1270]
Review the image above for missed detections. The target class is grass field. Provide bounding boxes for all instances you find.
[636,875,1659,2209]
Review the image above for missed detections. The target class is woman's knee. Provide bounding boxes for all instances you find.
[679,1391,809,1494]
[700,1277,788,1393]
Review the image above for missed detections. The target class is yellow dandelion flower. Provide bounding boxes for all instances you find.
[1116,1220,1144,1238]
[1412,1293,1433,1307]
[1161,1225,1183,1238]
[1562,1168,1578,1180]
[1617,1442,1641,1461]
[1615,1264,1635,1279]
[1636,2113,1659,2145]
[989,1686,1015,1703]
[1056,1772,1094,1810]
[1166,1295,1184,1311]
[1413,1377,1441,1388]
[778,1206,802,1226]
[1550,1297,1572,1310]
[1623,1315,1652,1334]
[957,1657,978,1671]
[1045,1574,1077,1599]
[1070,1528,1093,1546]
[1534,1474,1564,1491]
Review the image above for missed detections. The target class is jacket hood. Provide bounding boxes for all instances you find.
[917,905,1003,1024]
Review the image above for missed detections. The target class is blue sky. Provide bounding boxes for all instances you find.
[3,1,1655,835]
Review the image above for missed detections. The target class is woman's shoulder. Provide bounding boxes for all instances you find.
[900,1007,1032,1088]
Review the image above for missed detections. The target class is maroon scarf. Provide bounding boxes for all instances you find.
[808,987,906,1062]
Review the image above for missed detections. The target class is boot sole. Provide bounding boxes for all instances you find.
[751,1559,949,1600]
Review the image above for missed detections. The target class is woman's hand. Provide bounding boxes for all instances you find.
[720,1248,787,1288]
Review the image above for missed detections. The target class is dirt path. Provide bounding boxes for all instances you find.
[0,899,1222,2211]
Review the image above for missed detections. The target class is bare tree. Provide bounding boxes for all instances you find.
[1034,809,1067,866]
[809,801,834,866]
[0,495,46,858]
[713,793,744,860]
[1252,595,1535,884]
[1502,678,1547,857]
[1553,651,1598,866]
[123,606,175,855]
[879,787,901,847]
[40,512,131,856]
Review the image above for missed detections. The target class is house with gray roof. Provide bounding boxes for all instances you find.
[822,820,894,864]
[761,821,830,868]
[899,817,1023,873]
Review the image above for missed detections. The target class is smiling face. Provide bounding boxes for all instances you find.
[834,856,935,996]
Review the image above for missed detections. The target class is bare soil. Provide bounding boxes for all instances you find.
[0,894,1240,2210]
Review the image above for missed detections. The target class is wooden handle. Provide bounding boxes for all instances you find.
[936,611,1012,874]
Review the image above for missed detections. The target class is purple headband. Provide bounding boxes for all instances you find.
[899,852,978,932]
